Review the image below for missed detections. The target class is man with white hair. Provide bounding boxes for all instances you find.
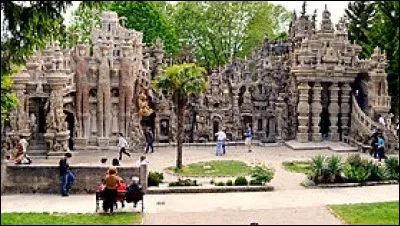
[127,176,143,207]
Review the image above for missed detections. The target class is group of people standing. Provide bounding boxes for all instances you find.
[214,124,253,156]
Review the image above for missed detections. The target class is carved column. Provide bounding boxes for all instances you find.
[10,72,31,141]
[328,82,340,141]
[311,82,323,142]
[340,83,352,137]
[297,81,310,142]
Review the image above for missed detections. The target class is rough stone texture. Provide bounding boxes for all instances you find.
[3,164,148,194]
[2,6,397,157]
[1,160,6,194]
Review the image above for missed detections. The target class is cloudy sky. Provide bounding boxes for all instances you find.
[62,1,350,27]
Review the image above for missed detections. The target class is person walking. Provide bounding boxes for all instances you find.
[59,152,75,197]
[245,124,253,153]
[222,130,227,155]
[377,133,385,163]
[215,130,226,156]
[370,128,379,158]
[117,133,131,161]
[145,128,154,154]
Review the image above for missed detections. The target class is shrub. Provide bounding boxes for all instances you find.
[345,154,367,168]
[326,155,343,183]
[385,156,399,180]
[148,171,164,187]
[249,179,263,186]
[344,164,370,183]
[234,176,248,186]
[226,179,233,186]
[168,178,199,187]
[365,160,387,181]
[309,154,327,183]
[300,178,316,187]
[210,179,215,184]
[216,181,225,186]
[250,165,274,185]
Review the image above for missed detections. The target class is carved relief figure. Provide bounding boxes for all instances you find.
[119,42,135,136]
[71,41,90,138]
[96,41,112,137]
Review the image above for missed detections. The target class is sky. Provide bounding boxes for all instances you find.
[62,1,350,27]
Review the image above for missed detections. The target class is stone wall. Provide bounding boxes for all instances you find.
[1,160,6,194]
[3,164,148,194]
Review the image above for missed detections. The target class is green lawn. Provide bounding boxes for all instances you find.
[1,212,142,225]
[330,201,399,225]
[282,160,312,174]
[166,160,252,177]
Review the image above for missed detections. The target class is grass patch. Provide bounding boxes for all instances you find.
[1,212,142,225]
[166,160,252,177]
[282,160,312,174]
[330,201,399,225]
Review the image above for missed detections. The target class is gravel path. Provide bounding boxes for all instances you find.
[4,145,398,225]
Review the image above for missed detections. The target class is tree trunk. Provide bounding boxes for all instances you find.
[176,98,187,169]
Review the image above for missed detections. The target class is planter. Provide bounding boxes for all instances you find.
[147,185,274,194]
[302,180,398,189]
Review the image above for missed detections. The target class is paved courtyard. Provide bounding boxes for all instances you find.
[2,145,399,225]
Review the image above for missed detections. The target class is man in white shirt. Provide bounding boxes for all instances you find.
[19,137,28,154]
[215,130,226,156]
[118,133,131,161]
[378,115,386,127]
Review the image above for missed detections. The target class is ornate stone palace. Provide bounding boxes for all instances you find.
[3,7,398,156]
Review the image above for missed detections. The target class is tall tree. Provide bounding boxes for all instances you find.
[0,1,100,123]
[170,1,290,69]
[152,63,208,169]
[107,1,179,56]
[345,1,376,59]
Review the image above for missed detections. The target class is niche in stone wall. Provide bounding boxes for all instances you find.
[159,119,170,143]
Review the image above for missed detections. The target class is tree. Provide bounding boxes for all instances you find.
[107,1,179,56]
[0,1,101,123]
[61,2,110,49]
[345,1,376,59]
[152,63,208,169]
[170,1,290,69]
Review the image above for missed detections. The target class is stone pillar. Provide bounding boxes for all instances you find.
[11,72,31,141]
[340,83,352,137]
[311,82,323,142]
[297,82,310,142]
[328,82,340,141]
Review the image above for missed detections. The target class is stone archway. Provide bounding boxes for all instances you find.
[63,110,75,150]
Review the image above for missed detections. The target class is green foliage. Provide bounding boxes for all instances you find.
[167,160,252,177]
[226,179,233,186]
[153,63,208,169]
[282,161,312,174]
[330,201,399,225]
[170,1,290,69]
[344,164,370,183]
[108,1,179,55]
[250,165,274,185]
[249,179,264,186]
[234,176,248,186]
[148,171,164,187]
[345,1,399,116]
[210,179,215,184]
[0,212,142,225]
[326,155,343,183]
[385,156,399,180]
[365,160,387,181]
[215,181,225,186]
[0,1,99,120]
[168,178,199,187]
[345,154,367,168]
[309,154,326,183]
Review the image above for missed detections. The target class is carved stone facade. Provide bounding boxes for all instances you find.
[4,7,397,155]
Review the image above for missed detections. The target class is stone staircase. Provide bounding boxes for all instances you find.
[27,133,47,158]
[344,95,398,154]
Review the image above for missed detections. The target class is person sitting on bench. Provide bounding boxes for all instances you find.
[126,176,143,207]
